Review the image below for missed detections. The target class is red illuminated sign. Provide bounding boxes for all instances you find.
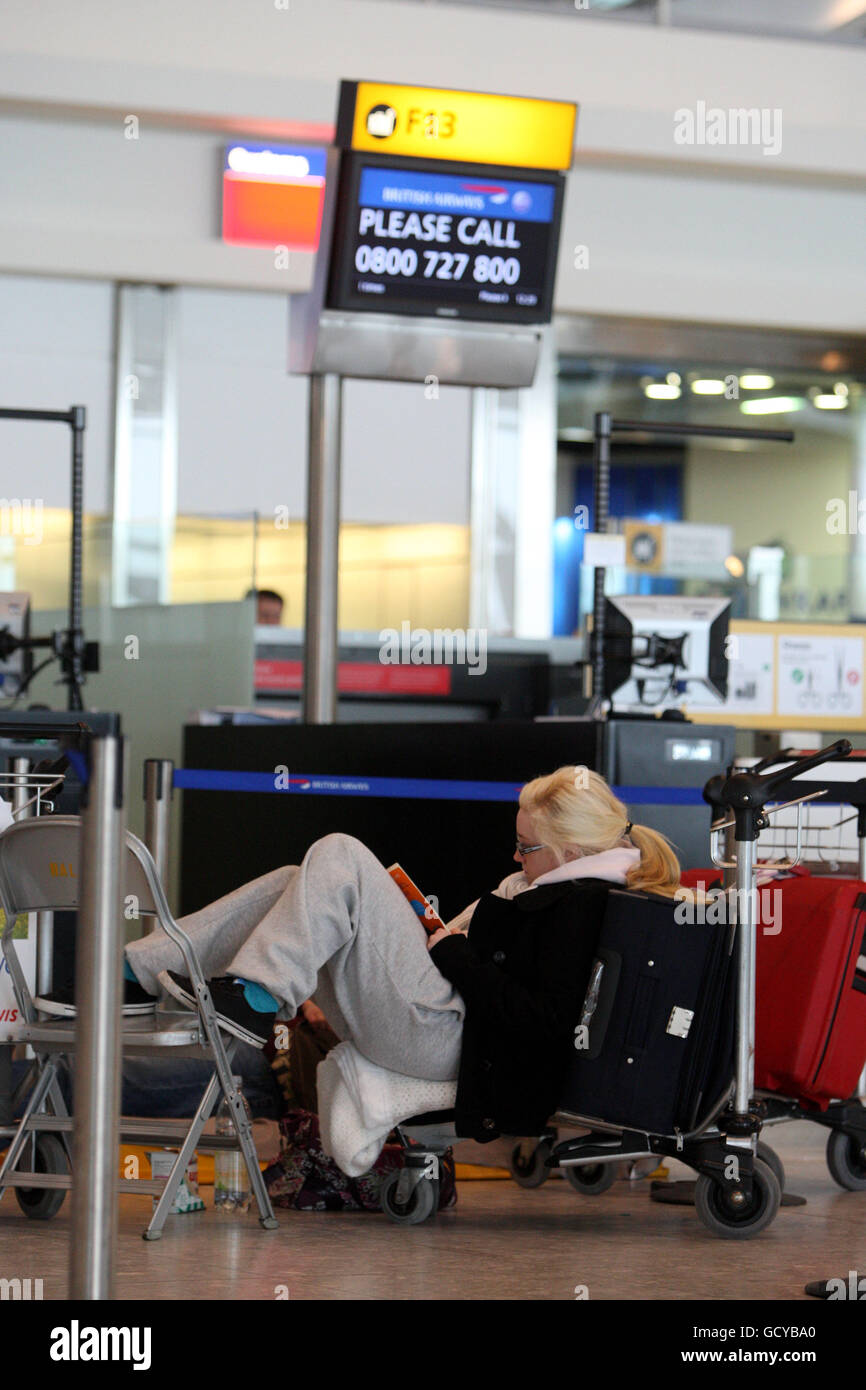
[222,143,326,251]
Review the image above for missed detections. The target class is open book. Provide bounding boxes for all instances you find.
[388,863,446,935]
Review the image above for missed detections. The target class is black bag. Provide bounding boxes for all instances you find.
[559,888,736,1135]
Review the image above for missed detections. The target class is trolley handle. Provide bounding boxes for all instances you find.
[755,739,852,797]
[747,746,800,775]
[718,739,852,813]
[702,748,801,814]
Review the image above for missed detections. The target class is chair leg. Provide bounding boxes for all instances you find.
[163,941,278,1230]
[179,974,279,1230]
[232,1098,279,1230]
[206,1019,279,1230]
[46,1072,72,1162]
[143,1065,226,1241]
[0,1057,60,1198]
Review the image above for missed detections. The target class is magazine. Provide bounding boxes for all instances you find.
[387,863,446,934]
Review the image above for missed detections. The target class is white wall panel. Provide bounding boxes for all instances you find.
[341,377,471,525]
[0,274,113,510]
[174,288,471,522]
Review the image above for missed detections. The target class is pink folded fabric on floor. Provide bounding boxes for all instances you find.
[317,1042,457,1177]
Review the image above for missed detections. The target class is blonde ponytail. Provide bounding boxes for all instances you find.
[519,766,682,898]
[624,822,682,897]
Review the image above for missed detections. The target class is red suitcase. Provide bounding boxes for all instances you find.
[753,876,866,1107]
[679,870,866,1108]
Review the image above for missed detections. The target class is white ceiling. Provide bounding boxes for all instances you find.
[389,0,866,43]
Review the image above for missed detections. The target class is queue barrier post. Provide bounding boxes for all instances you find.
[69,727,127,1301]
[143,758,187,1027]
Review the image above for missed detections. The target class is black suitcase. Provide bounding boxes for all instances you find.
[559,888,736,1135]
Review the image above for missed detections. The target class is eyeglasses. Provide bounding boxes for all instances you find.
[515,840,548,857]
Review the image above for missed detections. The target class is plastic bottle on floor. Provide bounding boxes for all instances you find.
[214,1075,253,1215]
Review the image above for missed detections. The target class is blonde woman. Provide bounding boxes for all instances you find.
[436,764,682,942]
[50,765,682,1142]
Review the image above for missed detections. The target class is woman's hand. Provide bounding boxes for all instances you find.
[426,926,452,951]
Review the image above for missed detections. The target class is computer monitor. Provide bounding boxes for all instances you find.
[602,594,730,710]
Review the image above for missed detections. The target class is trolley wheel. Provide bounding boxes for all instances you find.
[563,1161,618,1196]
[15,1133,68,1221]
[756,1141,786,1194]
[825,1129,866,1191]
[510,1139,552,1189]
[694,1158,781,1240]
[380,1169,438,1225]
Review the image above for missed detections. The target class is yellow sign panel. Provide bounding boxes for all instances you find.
[337,81,576,171]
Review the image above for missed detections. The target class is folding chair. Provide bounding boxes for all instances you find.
[0,815,278,1238]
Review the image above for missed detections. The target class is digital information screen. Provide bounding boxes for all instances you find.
[327,157,564,324]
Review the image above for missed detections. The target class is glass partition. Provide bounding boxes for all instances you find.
[6,510,469,636]
[555,353,866,635]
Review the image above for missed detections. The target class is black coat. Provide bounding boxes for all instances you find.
[429,877,615,1142]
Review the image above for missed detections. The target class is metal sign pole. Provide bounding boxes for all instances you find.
[303,373,342,724]
[67,405,86,712]
[589,410,612,709]
[0,404,89,710]
[69,729,127,1301]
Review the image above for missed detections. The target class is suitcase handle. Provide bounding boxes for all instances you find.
[574,947,621,1061]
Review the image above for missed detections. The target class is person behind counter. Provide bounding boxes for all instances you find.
[245,587,284,626]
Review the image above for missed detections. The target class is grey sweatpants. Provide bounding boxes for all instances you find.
[126,833,465,1081]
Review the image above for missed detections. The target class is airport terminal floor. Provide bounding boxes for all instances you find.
[3,1124,859,1303]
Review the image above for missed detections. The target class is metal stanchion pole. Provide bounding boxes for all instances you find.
[69,730,126,1301]
[733,835,757,1120]
[11,756,29,818]
[143,759,172,885]
[143,759,184,1026]
[303,373,342,725]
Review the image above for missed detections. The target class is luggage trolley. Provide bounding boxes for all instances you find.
[0,756,279,1239]
[387,743,852,1237]
[690,749,866,1193]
